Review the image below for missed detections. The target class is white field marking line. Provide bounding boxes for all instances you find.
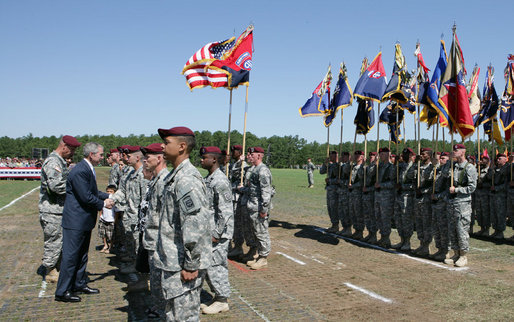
[18,284,39,288]
[232,289,270,322]
[344,282,393,304]
[38,280,47,298]
[471,247,490,252]
[313,227,469,272]
[276,252,306,265]
[0,187,39,212]
[274,242,325,265]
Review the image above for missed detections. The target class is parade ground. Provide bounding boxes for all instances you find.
[0,168,513,321]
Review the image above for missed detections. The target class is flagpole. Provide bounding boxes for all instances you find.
[416,86,421,189]
[491,139,496,188]
[477,126,481,182]
[450,131,454,187]
[511,128,513,181]
[240,86,249,186]
[376,102,381,181]
[442,128,446,152]
[326,126,330,158]
[363,133,367,185]
[350,131,358,186]
[226,89,233,177]
[432,123,439,193]
[396,104,400,183]
[339,109,344,157]
[403,119,407,146]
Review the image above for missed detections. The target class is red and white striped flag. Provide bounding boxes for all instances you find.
[182,38,235,90]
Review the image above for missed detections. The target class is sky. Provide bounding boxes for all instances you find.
[1,0,513,145]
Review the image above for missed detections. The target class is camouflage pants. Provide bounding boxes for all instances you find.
[471,193,477,227]
[375,189,395,236]
[395,191,414,239]
[39,212,62,270]
[232,201,244,247]
[337,187,351,228]
[349,189,364,231]
[448,199,471,252]
[249,211,271,257]
[148,250,164,312]
[122,217,139,260]
[307,172,314,186]
[206,239,231,299]
[475,189,490,229]
[165,287,201,322]
[241,205,257,248]
[431,198,449,250]
[362,191,377,233]
[414,195,432,243]
[509,188,514,228]
[490,192,507,232]
[326,185,339,226]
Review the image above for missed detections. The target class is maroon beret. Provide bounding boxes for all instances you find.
[391,154,397,158]
[453,143,466,150]
[480,155,490,160]
[402,147,414,155]
[158,126,195,139]
[379,147,390,153]
[109,148,119,154]
[124,145,141,154]
[496,153,507,158]
[141,143,163,155]
[421,147,432,153]
[118,145,131,152]
[231,145,243,151]
[248,147,265,153]
[62,135,81,148]
[369,152,377,156]
[200,146,222,155]
[441,152,450,157]
[468,155,476,161]
[354,150,364,156]
[436,151,442,155]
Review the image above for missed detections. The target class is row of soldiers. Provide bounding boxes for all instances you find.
[105,127,273,321]
[321,144,514,268]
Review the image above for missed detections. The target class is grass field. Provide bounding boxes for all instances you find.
[0,166,513,320]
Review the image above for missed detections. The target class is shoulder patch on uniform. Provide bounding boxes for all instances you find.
[54,166,62,173]
[223,191,232,202]
[178,191,201,215]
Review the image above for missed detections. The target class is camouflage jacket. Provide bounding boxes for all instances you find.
[349,163,364,189]
[320,162,340,186]
[418,162,434,194]
[401,161,417,191]
[492,164,509,193]
[154,158,212,272]
[376,161,395,190]
[432,162,451,200]
[112,165,148,221]
[241,162,273,213]
[230,159,248,201]
[143,167,170,251]
[307,162,315,174]
[477,165,490,189]
[39,151,68,214]
[449,160,477,201]
[204,168,234,240]
[113,165,133,212]
[108,163,121,189]
[364,163,377,190]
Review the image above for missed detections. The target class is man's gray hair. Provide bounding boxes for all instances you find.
[83,142,103,157]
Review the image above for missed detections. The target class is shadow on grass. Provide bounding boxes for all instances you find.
[471,233,514,246]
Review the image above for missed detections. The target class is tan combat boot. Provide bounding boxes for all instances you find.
[202,300,229,314]
[242,247,258,265]
[248,256,268,270]
[454,251,468,267]
[46,268,59,283]
[444,250,459,265]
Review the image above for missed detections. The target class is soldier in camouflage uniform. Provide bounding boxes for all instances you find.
[38,135,81,283]
[238,151,259,264]
[413,148,434,256]
[227,145,249,258]
[508,153,514,241]
[489,153,509,239]
[348,151,365,239]
[430,152,451,261]
[392,148,416,251]
[238,147,273,270]
[111,146,149,274]
[108,148,122,189]
[111,146,133,256]
[154,127,212,322]
[374,147,396,248]
[362,152,377,243]
[444,144,477,267]
[337,152,352,236]
[475,155,491,236]
[200,147,234,314]
[306,158,315,188]
[320,151,340,233]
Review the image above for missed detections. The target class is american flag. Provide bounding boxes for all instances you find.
[182,38,235,90]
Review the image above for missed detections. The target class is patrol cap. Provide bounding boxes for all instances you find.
[402,147,414,155]
[453,143,466,150]
[248,147,265,154]
[421,147,432,153]
[124,145,141,154]
[109,148,119,154]
[141,143,164,155]
[200,146,222,155]
[369,152,377,156]
[62,135,81,148]
[231,145,243,151]
[441,152,450,157]
[354,150,364,156]
[158,126,195,140]
[379,147,390,153]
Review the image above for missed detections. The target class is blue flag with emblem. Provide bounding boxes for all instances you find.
[299,65,332,117]
[379,102,404,143]
[354,52,387,102]
[426,40,449,128]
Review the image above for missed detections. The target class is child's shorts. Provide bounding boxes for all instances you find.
[98,218,115,241]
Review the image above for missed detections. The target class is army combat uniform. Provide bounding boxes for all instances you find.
[414,161,434,254]
[397,161,416,246]
[348,162,365,238]
[320,162,340,230]
[108,162,121,189]
[431,162,451,260]
[39,151,68,272]
[362,162,377,242]
[307,161,315,187]
[490,163,509,237]
[338,162,352,234]
[475,165,491,235]
[374,161,396,246]
[204,168,234,301]
[154,159,212,321]
[229,159,248,250]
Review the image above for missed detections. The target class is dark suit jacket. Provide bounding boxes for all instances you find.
[62,159,109,231]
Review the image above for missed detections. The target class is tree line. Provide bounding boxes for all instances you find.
[0,131,496,168]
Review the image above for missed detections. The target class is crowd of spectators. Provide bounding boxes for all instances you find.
[0,157,43,168]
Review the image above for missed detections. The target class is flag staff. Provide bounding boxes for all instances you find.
[477,125,481,181]
[432,123,439,193]
[326,126,330,158]
[339,110,344,157]
[376,102,381,181]
[240,86,249,185]
[225,89,233,177]
[396,105,400,183]
[350,130,358,185]
[416,84,421,189]
[442,127,446,152]
[363,133,367,184]
[450,130,454,187]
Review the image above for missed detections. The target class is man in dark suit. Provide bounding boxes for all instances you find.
[55,142,110,302]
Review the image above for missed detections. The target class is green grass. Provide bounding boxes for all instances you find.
[0,180,40,208]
